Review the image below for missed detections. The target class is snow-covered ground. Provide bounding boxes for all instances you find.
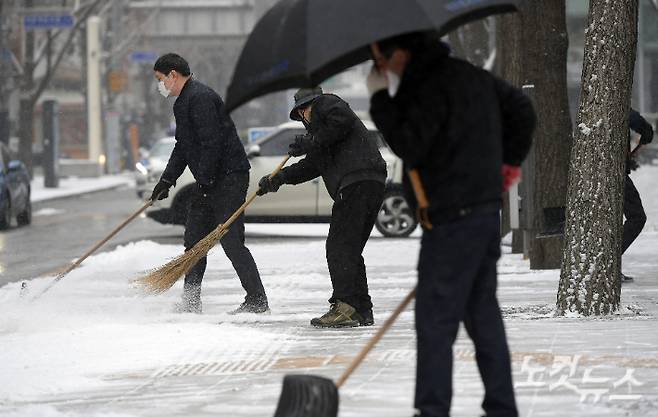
[1,167,657,417]
[31,175,135,203]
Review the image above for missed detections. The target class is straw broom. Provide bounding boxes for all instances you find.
[135,155,291,294]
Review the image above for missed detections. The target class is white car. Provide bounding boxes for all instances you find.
[135,121,417,237]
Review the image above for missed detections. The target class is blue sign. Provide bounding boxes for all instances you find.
[23,14,75,30]
[130,51,158,63]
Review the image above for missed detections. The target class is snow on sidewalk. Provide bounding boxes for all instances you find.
[31,174,135,203]
[0,166,656,417]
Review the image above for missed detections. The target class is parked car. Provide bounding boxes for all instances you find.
[135,121,417,237]
[0,143,31,230]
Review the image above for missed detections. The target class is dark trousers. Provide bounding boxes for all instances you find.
[622,175,646,254]
[415,212,517,417]
[184,171,266,302]
[326,180,385,314]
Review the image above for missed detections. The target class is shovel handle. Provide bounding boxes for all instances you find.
[38,199,155,297]
[335,287,417,389]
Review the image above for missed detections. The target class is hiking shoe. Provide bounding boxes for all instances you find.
[311,301,361,328]
[174,284,202,314]
[621,273,634,283]
[359,309,374,326]
[229,296,269,314]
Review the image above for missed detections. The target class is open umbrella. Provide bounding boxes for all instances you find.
[225,0,521,112]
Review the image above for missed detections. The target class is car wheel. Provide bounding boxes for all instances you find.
[17,197,32,226]
[0,197,10,230]
[375,188,417,238]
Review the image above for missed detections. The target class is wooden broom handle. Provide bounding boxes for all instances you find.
[38,199,155,297]
[215,155,291,234]
[335,287,417,389]
[408,169,433,230]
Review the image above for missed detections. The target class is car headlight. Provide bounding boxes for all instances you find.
[135,162,148,176]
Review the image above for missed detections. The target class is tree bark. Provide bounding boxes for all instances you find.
[497,0,572,268]
[557,0,638,316]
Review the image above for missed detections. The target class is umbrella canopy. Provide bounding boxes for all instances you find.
[225,0,521,112]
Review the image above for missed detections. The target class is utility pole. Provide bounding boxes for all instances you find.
[86,15,102,171]
[103,0,124,174]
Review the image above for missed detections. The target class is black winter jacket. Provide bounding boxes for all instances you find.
[280,94,387,200]
[370,43,536,217]
[162,79,250,186]
[629,108,654,146]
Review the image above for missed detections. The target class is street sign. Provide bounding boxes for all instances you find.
[130,51,158,63]
[23,14,75,30]
[247,127,276,143]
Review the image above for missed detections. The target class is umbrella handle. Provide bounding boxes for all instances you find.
[335,287,417,389]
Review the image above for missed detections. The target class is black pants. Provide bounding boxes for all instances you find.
[415,212,517,417]
[184,171,266,302]
[622,175,646,254]
[326,180,385,315]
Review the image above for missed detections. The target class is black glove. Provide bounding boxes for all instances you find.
[640,131,653,145]
[197,181,214,198]
[257,174,284,196]
[288,134,313,157]
[151,178,173,200]
[627,158,639,172]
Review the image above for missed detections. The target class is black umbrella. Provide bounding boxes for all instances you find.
[225,0,521,112]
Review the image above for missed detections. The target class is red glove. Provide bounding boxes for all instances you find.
[502,164,521,193]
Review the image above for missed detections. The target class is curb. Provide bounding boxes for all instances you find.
[31,180,135,204]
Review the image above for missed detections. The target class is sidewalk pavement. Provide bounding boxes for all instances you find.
[31,174,135,203]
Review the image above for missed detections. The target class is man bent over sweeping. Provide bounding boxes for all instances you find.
[151,53,268,314]
[257,87,386,327]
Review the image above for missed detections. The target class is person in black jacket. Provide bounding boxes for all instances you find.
[257,87,387,328]
[367,33,536,417]
[621,109,654,282]
[151,53,268,314]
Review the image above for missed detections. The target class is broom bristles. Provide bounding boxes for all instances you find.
[134,226,229,294]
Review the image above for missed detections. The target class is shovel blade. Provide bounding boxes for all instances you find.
[273,375,338,417]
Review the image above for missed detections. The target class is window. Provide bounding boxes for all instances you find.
[259,129,304,156]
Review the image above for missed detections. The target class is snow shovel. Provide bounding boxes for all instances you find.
[30,197,158,299]
[273,287,417,417]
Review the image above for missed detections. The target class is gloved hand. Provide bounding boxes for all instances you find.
[502,164,522,193]
[366,65,388,97]
[627,158,639,172]
[151,178,173,200]
[197,181,214,197]
[288,134,313,157]
[257,174,284,196]
[640,130,653,145]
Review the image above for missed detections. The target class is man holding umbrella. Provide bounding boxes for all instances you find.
[366,33,536,417]
[257,87,387,328]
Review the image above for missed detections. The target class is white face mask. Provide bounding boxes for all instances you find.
[386,70,401,97]
[157,76,171,97]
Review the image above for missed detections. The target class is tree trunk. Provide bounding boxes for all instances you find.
[497,1,572,268]
[556,0,638,316]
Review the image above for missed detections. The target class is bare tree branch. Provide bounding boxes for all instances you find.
[31,0,104,104]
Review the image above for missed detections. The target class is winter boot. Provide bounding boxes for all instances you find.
[175,283,202,314]
[229,294,269,314]
[310,301,362,328]
[359,309,374,326]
